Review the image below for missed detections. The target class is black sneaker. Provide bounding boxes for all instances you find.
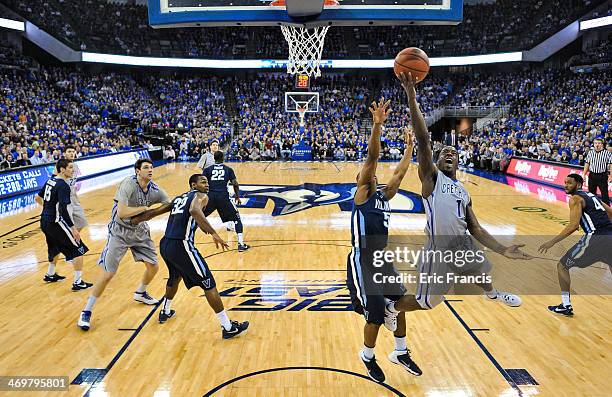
[548,303,573,317]
[238,243,250,252]
[360,350,385,383]
[159,309,176,324]
[44,273,66,283]
[222,320,249,339]
[72,280,93,291]
[388,350,422,376]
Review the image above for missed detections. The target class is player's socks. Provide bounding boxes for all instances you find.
[360,348,385,383]
[362,345,375,360]
[47,263,56,276]
[394,336,407,352]
[136,283,147,293]
[74,270,82,284]
[484,288,498,298]
[163,298,173,314]
[237,233,244,245]
[561,291,571,307]
[84,296,97,312]
[216,310,232,331]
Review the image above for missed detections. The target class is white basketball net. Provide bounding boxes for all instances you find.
[280,25,330,77]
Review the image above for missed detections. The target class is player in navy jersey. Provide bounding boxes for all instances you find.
[203,151,249,252]
[35,159,92,291]
[347,98,421,383]
[539,173,612,316]
[157,174,249,339]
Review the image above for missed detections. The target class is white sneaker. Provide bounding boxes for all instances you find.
[383,299,398,332]
[485,291,522,307]
[134,291,159,305]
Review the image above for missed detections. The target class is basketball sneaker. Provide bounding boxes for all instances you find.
[44,273,66,283]
[134,291,159,305]
[159,309,176,324]
[359,350,385,383]
[72,280,93,291]
[484,291,522,307]
[388,349,422,376]
[78,311,91,331]
[222,320,249,339]
[384,299,398,332]
[548,303,573,317]
[238,243,250,252]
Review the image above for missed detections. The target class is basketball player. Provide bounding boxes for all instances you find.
[35,159,92,291]
[77,158,172,331]
[156,174,249,338]
[63,146,88,231]
[202,151,250,252]
[347,98,421,383]
[197,140,219,171]
[539,174,612,316]
[394,72,530,312]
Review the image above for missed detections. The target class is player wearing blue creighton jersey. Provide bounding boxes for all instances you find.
[346,98,421,383]
[35,158,92,291]
[157,174,249,339]
[203,151,249,252]
[539,173,612,316]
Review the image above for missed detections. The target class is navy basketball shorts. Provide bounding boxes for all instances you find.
[41,219,89,262]
[346,247,407,325]
[160,237,216,290]
[204,194,240,223]
[560,233,611,269]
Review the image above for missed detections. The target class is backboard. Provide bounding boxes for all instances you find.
[148,0,463,28]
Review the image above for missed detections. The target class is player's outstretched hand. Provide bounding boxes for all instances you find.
[130,210,150,226]
[538,240,556,254]
[399,72,417,100]
[212,233,230,251]
[501,244,533,260]
[369,97,391,125]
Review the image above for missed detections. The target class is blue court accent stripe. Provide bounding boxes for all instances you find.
[444,300,524,396]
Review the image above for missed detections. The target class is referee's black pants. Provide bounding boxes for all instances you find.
[588,172,610,205]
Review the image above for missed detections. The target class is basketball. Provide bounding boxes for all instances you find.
[394,47,430,83]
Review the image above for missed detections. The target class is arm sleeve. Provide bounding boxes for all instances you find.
[114,179,132,204]
[58,183,74,227]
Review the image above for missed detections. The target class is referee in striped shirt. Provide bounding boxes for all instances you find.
[583,138,612,205]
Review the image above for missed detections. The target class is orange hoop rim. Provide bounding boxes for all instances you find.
[270,0,339,6]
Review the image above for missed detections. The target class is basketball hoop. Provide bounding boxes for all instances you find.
[270,0,338,78]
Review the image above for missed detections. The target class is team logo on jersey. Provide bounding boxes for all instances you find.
[236,183,423,216]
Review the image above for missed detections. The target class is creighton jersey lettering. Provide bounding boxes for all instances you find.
[164,190,199,241]
[424,170,471,242]
[351,190,390,250]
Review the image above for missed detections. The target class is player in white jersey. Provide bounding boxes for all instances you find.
[386,73,531,313]
[63,146,88,231]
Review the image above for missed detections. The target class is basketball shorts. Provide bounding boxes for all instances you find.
[204,194,240,223]
[68,203,88,229]
[346,248,407,325]
[41,219,89,262]
[160,237,216,290]
[98,222,158,273]
[416,238,493,310]
[560,232,612,269]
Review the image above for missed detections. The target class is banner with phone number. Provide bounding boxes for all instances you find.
[0,149,150,200]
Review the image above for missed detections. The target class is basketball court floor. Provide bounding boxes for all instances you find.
[0,161,610,396]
